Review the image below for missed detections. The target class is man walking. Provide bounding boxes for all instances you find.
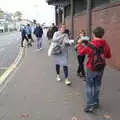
[25,24,34,43]
[21,26,31,47]
[34,24,43,50]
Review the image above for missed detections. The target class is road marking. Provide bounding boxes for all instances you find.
[0,47,25,86]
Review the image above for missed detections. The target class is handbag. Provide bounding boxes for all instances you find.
[52,44,62,55]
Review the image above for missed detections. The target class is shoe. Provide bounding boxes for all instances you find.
[79,73,85,78]
[84,106,95,113]
[27,43,32,47]
[56,75,61,82]
[65,78,71,85]
[40,48,43,50]
[93,103,100,109]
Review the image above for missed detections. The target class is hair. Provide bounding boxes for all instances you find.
[59,24,65,28]
[93,27,104,38]
[80,29,86,36]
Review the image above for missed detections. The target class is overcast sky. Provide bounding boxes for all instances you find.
[0,0,55,25]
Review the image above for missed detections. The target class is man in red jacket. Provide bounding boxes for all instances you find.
[79,27,111,113]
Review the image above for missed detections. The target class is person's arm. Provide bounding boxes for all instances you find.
[104,43,112,59]
[52,32,64,42]
[63,34,74,45]
[79,46,91,56]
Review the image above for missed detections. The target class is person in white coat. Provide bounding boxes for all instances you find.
[50,24,74,85]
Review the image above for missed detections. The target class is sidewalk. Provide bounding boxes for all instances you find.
[0,37,119,120]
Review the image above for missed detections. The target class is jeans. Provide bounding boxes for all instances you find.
[56,64,68,78]
[37,37,42,49]
[85,69,104,108]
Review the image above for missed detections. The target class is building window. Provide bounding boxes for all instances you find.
[74,0,86,14]
[64,5,71,17]
[110,0,120,2]
[92,0,110,7]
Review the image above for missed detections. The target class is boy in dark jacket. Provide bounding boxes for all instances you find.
[21,26,32,47]
[34,24,43,50]
[79,27,111,112]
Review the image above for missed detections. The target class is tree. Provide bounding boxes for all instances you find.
[14,11,22,21]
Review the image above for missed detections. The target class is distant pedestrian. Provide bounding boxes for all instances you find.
[25,24,34,43]
[34,24,43,50]
[47,27,53,44]
[51,23,58,35]
[75,30,89,77]
[79,27,111,113]
[21,26,32,47]
[48,24,74,85]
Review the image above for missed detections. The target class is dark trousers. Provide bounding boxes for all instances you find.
[56,64,68,78]
[21,36,29,46]
[28,34,34,42]
[77,55,85,76]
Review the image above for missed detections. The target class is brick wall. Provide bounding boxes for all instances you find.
[65,2,120,69]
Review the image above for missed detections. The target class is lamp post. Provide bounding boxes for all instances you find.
[86,0,92,39]
[71,0,74,39]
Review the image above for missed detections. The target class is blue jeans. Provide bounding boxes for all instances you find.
[37,37,42,49]
[85,69,104,108]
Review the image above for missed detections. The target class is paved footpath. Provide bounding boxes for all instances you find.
[0,37,120,120]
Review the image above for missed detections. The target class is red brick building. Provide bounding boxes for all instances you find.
[47,0,120,69]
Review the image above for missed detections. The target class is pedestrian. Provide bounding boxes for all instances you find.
[47,27,53,44]
[25,24,34,43]
[51,23,58,34]
[79,27,111,112]
[34,24,43,51]
[75,30,89,77]
[49,24,74,85]
[21,26,32,47]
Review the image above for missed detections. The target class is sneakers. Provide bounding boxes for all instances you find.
[84,104,100,113]
[56,76,71,85]
[56,75,61,82]
[84,106,95,113]
[65,78,71,85]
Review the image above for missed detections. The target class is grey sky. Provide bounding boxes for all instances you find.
[0,0,55,25]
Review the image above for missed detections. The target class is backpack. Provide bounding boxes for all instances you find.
[87,43,106,71]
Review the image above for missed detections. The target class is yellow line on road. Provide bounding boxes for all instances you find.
[0,47,24,86]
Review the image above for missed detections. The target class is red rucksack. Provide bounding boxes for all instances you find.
[87,43,106,71]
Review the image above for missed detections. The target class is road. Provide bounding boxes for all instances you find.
[0,32,21,68]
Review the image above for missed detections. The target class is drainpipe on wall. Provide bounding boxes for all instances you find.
[70,0,74,39]
[58,5,61,26]
[55,6,58,25]
[86,0,92,39]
